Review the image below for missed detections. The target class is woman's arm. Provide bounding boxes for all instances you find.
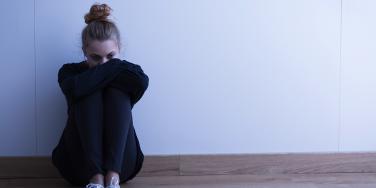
[58,59,124,102]
[108,60,149,108]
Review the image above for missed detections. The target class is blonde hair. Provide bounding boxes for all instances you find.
[81,3,121,54]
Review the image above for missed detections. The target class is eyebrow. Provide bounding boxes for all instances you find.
[90,51,115,57]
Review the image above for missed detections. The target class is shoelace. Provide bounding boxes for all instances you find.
[86,182,104,188]
[105,176,120,188]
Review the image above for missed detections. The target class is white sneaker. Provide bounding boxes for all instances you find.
[86,182,105,188]
[105,176,120,188]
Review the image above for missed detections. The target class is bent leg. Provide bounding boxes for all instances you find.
[119,121,145,183]
[73,89,105,181]
[102,87,144,183]
[102,87,134,174]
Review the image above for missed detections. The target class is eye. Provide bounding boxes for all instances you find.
[90,55,101,61]
[107,53,114,59]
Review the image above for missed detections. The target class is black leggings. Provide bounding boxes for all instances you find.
[52,87,144,186]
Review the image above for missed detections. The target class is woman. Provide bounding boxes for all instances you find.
[51,3,149,188]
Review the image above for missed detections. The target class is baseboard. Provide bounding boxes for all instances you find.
[1,152,376,179]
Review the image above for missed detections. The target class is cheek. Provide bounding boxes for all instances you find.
[113,53,120,58]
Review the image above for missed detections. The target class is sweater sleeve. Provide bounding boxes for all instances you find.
[58,59,125,103]
[108,60,149,108]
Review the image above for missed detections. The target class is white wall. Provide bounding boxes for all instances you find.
[341,0,376,151]
[0,0,375,156]
[0,0,36,155]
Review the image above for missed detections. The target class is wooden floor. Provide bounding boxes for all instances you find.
[3,153,376,187]
[2,173,376,187]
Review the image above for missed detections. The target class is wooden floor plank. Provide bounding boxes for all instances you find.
[180,153,376,175]
[3,153,376,180]
[2,173,376,188]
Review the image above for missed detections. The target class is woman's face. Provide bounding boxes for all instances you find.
[84,39,120,68]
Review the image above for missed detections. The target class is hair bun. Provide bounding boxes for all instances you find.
[84,3,112,24]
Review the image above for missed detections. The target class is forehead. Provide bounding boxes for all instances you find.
[86,39,119,55]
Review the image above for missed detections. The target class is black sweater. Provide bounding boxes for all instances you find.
[58,58,149,110]
[53,58,148,160]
